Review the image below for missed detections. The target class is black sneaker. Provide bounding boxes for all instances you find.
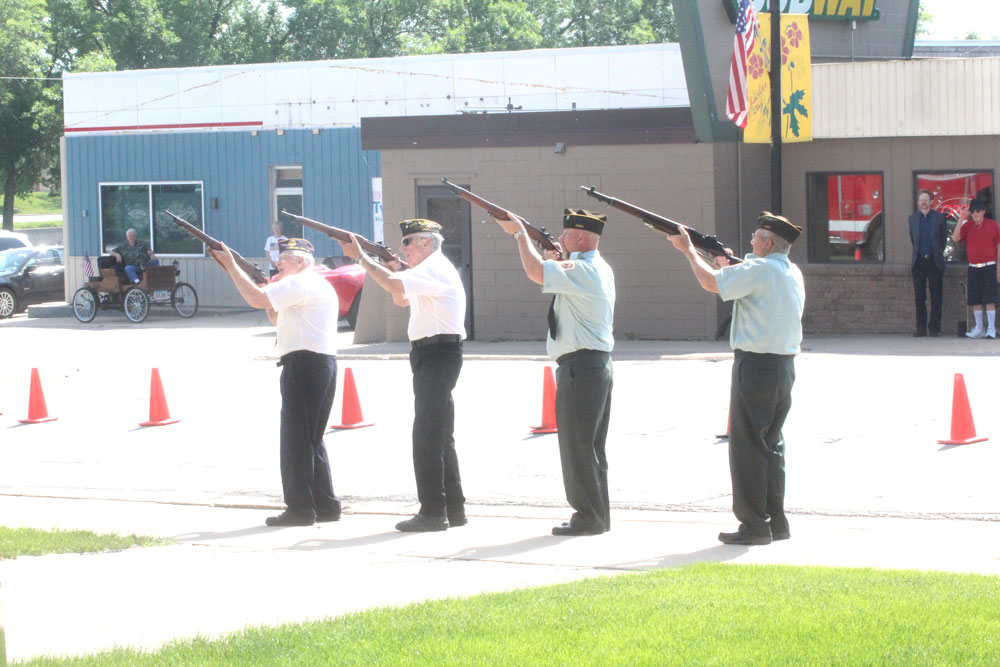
[395,514,448,532]
[265,511,315,527]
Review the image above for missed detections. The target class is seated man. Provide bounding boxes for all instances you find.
[110,228,159,284]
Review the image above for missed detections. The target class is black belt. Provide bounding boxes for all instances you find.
[556,348,609,365]
[411,334,462,349]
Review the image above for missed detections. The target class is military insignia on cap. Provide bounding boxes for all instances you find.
[399,219,442,236]
[278,238,314,255]
[562,209,606,236]
[756,211,802,244]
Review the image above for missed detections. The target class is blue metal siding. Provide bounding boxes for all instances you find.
[65,128,381,258]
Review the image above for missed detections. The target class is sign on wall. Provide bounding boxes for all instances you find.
[372,178,384,243]
[735,0,880,21]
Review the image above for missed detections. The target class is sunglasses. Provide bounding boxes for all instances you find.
[402,237,426,246]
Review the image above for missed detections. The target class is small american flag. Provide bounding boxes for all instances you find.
[82,252,95,280]
[726,0,760,129]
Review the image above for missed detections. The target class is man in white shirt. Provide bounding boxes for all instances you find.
[211,237,342,527]
[341,219,467,532]
[264,220,289,278]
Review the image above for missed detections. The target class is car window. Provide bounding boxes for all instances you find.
[0,238,27,251]
[36,250,60,266]
[0,249,32,271]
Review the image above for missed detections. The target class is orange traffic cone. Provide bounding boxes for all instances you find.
[716,407,730,439]
[530,366,558,434]
[854,246,863,261]
[140,368,179,426]
[937,373,988,444]
[18,368,57,424]
[330,367,373,429]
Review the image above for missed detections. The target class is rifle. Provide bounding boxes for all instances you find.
[280,210,409,271]
[441,179,561,255]
[164,210,270,285]
[581,186,742,265]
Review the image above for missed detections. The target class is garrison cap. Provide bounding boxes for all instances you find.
[277,238,314,255]
[563,209,606,236]
[756,212,802,244]
[399,219,442,236]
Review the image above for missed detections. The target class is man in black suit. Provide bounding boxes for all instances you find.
[909,189,949,337]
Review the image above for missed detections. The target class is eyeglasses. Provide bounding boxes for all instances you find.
[276,253,301,263]
[402,237,426,246]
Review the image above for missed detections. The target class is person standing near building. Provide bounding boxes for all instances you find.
[265,220,288,278]
[211,238,342,527]
[340,219,467,532]
[909,189,949,337]
[668,212,804,545]
[952,199,1000,339]
[495,209,615,536]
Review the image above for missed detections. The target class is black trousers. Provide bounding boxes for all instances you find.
[555,350,613,532]
[278,350,340,518]
[912,255,944,334]
[410,341,465,518]
[729,350,795,537]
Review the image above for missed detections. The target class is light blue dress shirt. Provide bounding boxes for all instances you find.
[542,249,616,360]
[715,251,805,355]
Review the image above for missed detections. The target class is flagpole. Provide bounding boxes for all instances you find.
[770,0,782,214]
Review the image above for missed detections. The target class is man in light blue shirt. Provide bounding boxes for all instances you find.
[669,212,804,546]
[497,209,615,537]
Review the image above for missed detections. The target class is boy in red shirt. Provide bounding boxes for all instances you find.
[953,199,1000,339]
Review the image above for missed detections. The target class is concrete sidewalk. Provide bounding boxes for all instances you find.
[3,495,1000,662]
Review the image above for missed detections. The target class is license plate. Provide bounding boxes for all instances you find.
[153,290,170,301]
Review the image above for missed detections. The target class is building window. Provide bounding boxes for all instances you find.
[915,171,995,265]
[271,166,303,237]
[806,172,884,263]
[99,182,204,255]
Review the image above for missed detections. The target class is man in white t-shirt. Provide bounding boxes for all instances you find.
[264,220,289,278]
[211,237,342,527]
[341,219,467,532]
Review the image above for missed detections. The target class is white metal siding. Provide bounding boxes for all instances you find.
[814,57,1000,138]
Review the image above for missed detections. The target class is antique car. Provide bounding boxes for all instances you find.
[72,256,198,323]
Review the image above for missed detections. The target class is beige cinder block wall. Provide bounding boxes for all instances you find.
[355,141,732,343]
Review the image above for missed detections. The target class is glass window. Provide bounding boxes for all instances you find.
[806,172,884,263]
[100,182,204,255]
[915,171,995,264]
[271,166,303,237]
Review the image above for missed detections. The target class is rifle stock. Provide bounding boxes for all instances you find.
[164,210,270,285]
[441,179,561,254]
[581,186,742,265]
[280,211,409,271]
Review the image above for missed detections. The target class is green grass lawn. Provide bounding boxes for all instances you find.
[10,192,63,217]
[16,563,1000,665]
[0,526,165,560]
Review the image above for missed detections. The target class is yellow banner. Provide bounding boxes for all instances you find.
[744,14,812,144]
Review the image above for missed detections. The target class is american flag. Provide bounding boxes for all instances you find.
[82,252,95,280]
[726,0,760,129]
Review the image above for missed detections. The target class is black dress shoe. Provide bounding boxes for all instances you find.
[316,511,341,523]
[718,530,771,545]
[265,511,315,527]
[448,513,468,527]
[772,530,790,541]
[551,522,604,536]
[395,514,448,532]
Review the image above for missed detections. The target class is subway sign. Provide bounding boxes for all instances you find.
[739,0,880,20]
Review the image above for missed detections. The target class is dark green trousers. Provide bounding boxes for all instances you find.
[555,350,613,532]
[728,350,795,538]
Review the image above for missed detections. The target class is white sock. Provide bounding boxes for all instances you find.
[974,310,984,329]
[988,310,996,330]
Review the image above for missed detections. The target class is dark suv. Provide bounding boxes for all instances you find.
[0,245,65,318]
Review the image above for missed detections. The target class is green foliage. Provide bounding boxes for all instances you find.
[0,526,166,559]
[20,563,1000,665]
[783,88,808,137]
[11,191,62,216]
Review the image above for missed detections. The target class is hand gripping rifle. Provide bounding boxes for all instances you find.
[280,211,410,271]
[441,179,562,256]
[581,186,742,265]
[164,210,270,285]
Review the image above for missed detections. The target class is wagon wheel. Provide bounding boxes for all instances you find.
[123,286,149,323]
[171,282,198,318]
[72,287,99,323]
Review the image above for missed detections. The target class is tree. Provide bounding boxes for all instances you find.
[915,5,931,36]
[414,0,541,54]
[0,0,62,231]
[534,0,676,48]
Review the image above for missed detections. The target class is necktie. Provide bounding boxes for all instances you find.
[547,295,557,338]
